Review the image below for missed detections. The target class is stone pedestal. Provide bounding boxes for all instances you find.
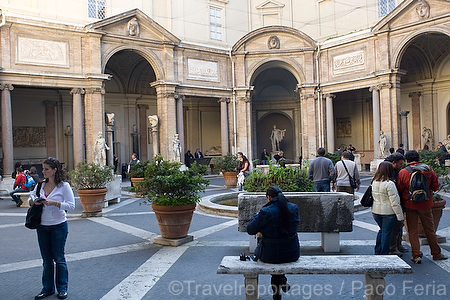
[370,159,385,173]
[321,232,340,252]
[153,235,193,246]
[103,175,122,207]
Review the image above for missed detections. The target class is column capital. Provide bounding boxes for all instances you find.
[0,83,14,91]
[85,87,105,95]
[218,98,230,103]
[70,88,85,95]
[369,85,380,92]
[237,96,252,103]
[323,93,336,99]
[399,110,410,117]
[301,93,317,101]
[380,83,392,89]
[165,92,180,99]
[137,104,149,110]
[408,92,421,98]
[44,101,58,107]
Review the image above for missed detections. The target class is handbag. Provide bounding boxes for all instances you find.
[25,183,43,229]
[360,185,374,207]
[342,160,358,188]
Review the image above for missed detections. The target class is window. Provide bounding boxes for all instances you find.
[378,0,395,18]
[88,0,106,19]
[210,7,222,41]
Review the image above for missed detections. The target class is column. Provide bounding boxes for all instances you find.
[235,88,253,158]
[149,115,159,156]
[399,111,410,151]
[219,98,229,155]
[151,82,178,160]
[106,113,115,166]
[84,87,105,163]
[300,88,318,159]
[325,93,336,153]
[370,86,381,158]
[0,83,14,177]
[71,88,85,167]
[176,95,185,163]
[138,104,149,161]
[45,101,57,159]
[409,92,421,150]
[131,125,139,156]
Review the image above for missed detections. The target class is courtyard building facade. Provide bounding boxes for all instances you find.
[1,0,450,175]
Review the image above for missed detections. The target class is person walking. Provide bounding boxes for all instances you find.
[247,186,300,300]
[396,150,448,264]
[29,157,75,299]
[371,161,404,255]
[333,151,360,194]
[308,147,336,192]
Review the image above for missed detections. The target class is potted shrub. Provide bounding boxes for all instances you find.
[212,152,239,187]
[128,160,149,195]
[69,160,114,216]
[136,154,209,239]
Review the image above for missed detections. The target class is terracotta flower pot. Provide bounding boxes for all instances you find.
[152,203,196,239]
[404,199,446,237]
[130,177,145,196]
[222,171,238,188]
[77,188,108,213]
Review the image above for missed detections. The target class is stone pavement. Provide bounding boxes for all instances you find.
[1,175,450,300]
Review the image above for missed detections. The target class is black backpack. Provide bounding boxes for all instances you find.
[406,166,430,202]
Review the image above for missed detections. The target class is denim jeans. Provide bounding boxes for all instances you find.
[313,181,331,192]
[372,213,396,255]
[10,188,29,204]
[36,221,69,293]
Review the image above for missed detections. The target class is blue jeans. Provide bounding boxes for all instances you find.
[372,213,396,255]
[313,181,331,192]
[37,222,69,293]
[10,188,29,204]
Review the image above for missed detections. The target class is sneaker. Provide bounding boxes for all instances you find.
[411,257,422,264]
[433,254,448,261]
[16,200,23,207]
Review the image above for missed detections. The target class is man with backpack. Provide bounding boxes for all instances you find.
[9,167,32,207]
[397,150,447,263]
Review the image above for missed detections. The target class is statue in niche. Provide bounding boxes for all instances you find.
[94,132,110,167]
[379,131,387,158]
[416,0,430,19]
[106,113,115,126]
[422,127,432,148]
[173,134,181,162]
[270,125,286,153]
[127,17,140,36]
[268,35,280,49]
[442,134,450,150]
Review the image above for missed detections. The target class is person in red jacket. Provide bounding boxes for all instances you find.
[9,167,31,207]
[396,150,448,263]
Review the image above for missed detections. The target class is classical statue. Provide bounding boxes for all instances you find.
[270,125,286,152]
[127,17,139,36]
[422,127,432,148]
[416,0,430,19]
[379,130,387,157]
[173,133,181,162]
[443,134,450,150]
[94,132,110,166]
[106,113,115,126]
[148,115,159,130]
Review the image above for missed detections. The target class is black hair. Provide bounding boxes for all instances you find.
[43,157,67,185]
[237,152,249,162]
[266,186,289,230]
[405,150,420,163]
[389,147,395,154]
[317,147,326,156]
[386,152,405,163]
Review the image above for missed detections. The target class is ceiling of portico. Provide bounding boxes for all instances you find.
[399,32,450,83]
[104,50,156,95]
[251,66,297,102]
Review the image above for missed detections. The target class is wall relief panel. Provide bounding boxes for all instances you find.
[0,127,46,147]
[333,50,365,75]
[336,117,352,138]
[187,58,219,82]
[17,36,69,67]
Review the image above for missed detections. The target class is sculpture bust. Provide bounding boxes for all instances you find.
[127,17,140,36]
[416,0,430,19]
[148,115,158,130]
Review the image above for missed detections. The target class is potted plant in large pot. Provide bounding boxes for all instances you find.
[136,155,209,239]
[212,152,239,188]
[128,160,148,196]
[69,161,114,217]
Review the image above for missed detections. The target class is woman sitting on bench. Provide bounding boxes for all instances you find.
[247,186,300,300]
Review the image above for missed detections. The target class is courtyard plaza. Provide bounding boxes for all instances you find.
[1,174,450,300]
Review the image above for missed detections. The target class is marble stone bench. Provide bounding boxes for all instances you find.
[238,192,354,252]
[14,192,31,208]
[217,255,413,300]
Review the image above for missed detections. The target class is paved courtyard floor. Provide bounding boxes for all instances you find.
[1,175,450,300]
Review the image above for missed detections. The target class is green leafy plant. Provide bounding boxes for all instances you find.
[128,160,149,178]
[325,152,341,165]
[135,154,209,206]
[69,161,114,190]
[244,160,313,192]
[418,149,450,201]
[212,152,239,173]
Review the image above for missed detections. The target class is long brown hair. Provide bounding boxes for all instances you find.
[372,161,394,182]
[43,157,67,185]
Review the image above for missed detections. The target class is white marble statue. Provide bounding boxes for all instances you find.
[94,132,110,166]
[270,125,286,152]
[379,130,387,157]
[173,133,181,162]
[148,115,158,130]
[422,127,432,148]
[106,113,115,126]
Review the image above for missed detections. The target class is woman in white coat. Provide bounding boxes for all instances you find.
[371,161,404,255]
